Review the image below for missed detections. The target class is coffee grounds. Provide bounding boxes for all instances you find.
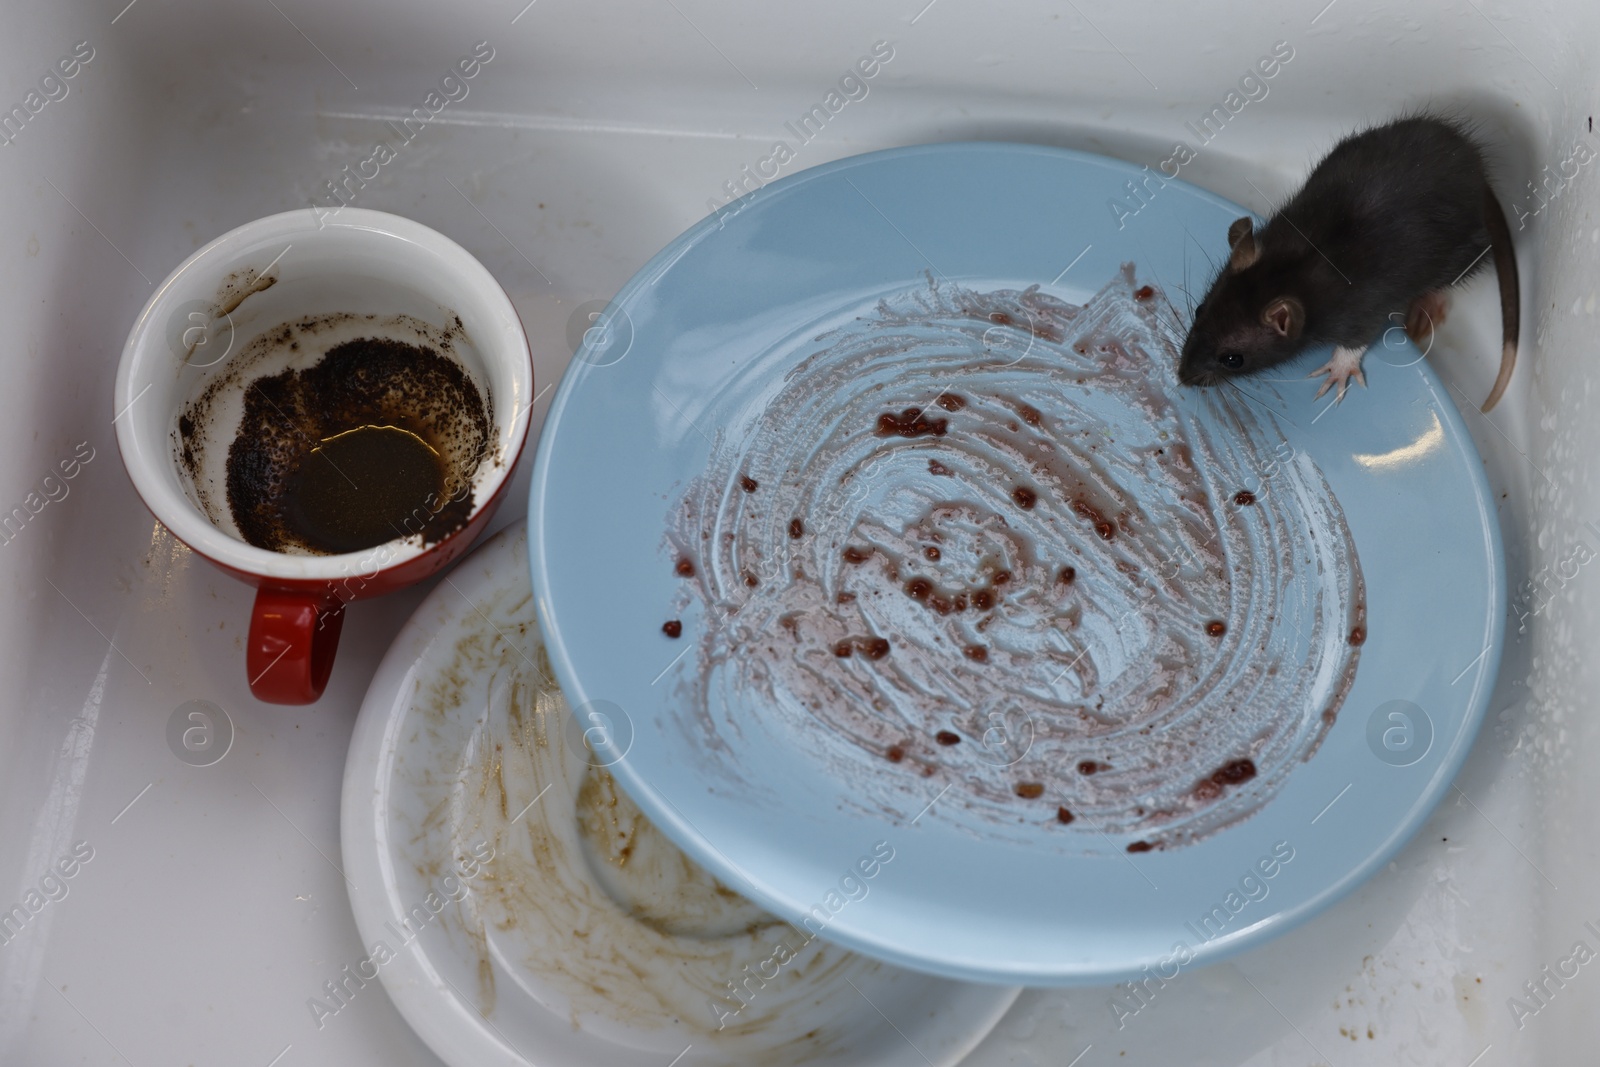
[224,337,489,553]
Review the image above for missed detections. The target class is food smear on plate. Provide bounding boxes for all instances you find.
[665,267,1365,850]
[408,578,907,1059]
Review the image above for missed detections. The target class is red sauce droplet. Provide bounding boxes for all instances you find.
[930,596,954,615]
[1056,806,1076,824]
[674,556,696,577]
[860,636,890,660]
[836,591,856,604]
[875,407,948,438]
[662,620,682,638]
[1058,566,1076,585]
[885,745,905,763]
[1019,404,1042,427]
[1211,758,1257,785]
[1077,760,1106,775]
[1015,781,1044,799]
[740,476,758,493]
[973,588,996,610]
[993,570,1011,585]
[1126,840,1155,853]
[1233,490,1257,506]
[935,730,961,746]
[1072,499,1116,540]
[963,644,989,662]
[833,640,853,658]
[842,546,871,564]
[1134,285,1155,301]
[789,518,804,538]
[923,545,941,561]
[1349,626,1366,646]
[1205,620,1227,637]
[743,570,759,588]
[935,393,966,412]
[905,578,932,600]
[928,459,953,476]
[988,311,1013,326]
[1012,486,1037,509]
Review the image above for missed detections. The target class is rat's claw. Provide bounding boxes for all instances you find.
[1308,345,1369,404]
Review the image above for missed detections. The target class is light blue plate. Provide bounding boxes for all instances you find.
[529,143,1503,985]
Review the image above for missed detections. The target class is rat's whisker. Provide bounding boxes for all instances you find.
[1184,225,1218,273]
[1180,241,1198,320]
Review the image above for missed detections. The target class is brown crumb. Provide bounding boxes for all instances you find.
[859,636,890,660]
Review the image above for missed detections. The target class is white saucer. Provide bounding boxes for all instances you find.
[340,521,1019,1067]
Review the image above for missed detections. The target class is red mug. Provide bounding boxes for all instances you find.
[114,209,534,703]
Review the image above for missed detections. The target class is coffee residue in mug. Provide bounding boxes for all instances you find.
[177,313,492,555]
[665,268,1366,851]
[223,337,485,553]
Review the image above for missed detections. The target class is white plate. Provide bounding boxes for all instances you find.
[340,521,1019,1067]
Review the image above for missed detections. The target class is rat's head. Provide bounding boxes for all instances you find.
[1179,217,1306,387]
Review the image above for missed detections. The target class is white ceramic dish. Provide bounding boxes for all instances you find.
[339,521,1019,1067]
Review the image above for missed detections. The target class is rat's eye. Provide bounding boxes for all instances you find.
[1219,352,1245,370]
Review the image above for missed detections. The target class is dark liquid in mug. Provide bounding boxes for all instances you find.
[220,336,490,554]
[279,425,447,554]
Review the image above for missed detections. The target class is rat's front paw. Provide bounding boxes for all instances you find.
[1310,345,1369,402]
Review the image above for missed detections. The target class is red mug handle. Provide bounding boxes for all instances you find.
[247,588,345,704]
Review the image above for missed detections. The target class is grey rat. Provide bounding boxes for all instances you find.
[1178,116,1520,411]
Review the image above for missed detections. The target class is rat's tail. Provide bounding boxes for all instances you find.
[1480,187,1520,413]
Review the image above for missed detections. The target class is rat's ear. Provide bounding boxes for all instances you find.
[1227,217,1260,271]
[1261,296,1304,339]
